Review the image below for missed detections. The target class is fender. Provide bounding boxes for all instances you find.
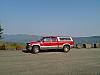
[31,44,40,46]
[63,43,70,46]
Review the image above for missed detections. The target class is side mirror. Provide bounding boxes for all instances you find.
[41,40,44,42]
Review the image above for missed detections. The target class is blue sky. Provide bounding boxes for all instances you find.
[0,0,100,37]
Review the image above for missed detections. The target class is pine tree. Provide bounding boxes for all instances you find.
[0,24,3,39]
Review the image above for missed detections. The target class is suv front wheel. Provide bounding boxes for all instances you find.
[32,46,40,54]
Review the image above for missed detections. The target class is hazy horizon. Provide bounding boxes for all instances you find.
[0,0,100,37]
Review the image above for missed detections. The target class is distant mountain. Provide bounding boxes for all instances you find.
[1,34,100,44]
[73,36,100,44]
[91,36,100,38]
[1,34,42,43]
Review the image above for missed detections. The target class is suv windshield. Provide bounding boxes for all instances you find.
[36,37,43,42]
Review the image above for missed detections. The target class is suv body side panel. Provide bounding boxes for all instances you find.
[26,36,74,51]
[40,42,51,50]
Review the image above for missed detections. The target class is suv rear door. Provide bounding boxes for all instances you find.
[50,37,58,49]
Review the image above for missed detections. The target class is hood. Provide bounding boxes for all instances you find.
[28,41,40,46]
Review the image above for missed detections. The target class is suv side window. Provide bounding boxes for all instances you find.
[52,37,57,42]
[43,37,50,42]
[66,38,71,40]
[60,37,71,41]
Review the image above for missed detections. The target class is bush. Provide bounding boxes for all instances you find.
[16,45,25,50]
[76,44,83,49]
[6,43,17,50]
[0,44,6,50]
[0,41,25,50]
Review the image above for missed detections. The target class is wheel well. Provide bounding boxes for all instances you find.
[63,45,70,49]
[32,45,40,49]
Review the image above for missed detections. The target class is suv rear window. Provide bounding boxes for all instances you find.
[59,37,71,41]
[52,37,57,42]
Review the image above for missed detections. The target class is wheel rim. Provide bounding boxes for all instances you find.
[64,46,69,52]
[34,47,39,53]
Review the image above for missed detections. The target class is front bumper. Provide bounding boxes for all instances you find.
[26,43,32,51]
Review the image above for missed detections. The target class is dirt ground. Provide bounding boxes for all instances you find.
[0,48,100,75]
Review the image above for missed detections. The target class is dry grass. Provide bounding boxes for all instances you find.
[0,41,25,50]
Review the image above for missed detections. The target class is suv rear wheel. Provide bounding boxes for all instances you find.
[63,45,70,53]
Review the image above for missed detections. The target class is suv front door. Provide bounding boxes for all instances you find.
[40,37,51,50]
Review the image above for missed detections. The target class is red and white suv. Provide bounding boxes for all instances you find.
[26,36,74,54]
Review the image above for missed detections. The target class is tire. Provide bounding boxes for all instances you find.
[32,46,40,54]
[63,45,70,53]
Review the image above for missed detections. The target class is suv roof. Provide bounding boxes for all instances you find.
[43,35,71,37]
